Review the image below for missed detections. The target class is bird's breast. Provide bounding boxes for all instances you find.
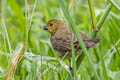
[50,36,71,58]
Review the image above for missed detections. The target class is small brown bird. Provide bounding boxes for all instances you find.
[43,19,101,59]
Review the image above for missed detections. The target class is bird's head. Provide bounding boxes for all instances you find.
[43,19,64,35]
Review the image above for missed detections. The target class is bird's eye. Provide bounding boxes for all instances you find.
[50,24,53,26]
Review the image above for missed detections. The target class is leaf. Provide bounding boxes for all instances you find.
[24,52,56,61]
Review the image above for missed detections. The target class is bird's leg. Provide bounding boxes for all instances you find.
[69,59,73,70]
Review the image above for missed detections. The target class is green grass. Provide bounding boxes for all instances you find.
[0,0,120,80]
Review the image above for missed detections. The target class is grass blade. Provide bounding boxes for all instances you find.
[91,3,113,39]
[6,43,24,80]
[2,18,12,54]
[108,0,120,11]
[88,0,98,32]
[70,29,77,80]
[25,0,37,51]
[58,0,100,79]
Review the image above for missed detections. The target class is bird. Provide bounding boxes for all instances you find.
[43,19,101,59]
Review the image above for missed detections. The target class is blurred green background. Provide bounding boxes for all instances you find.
[0,0,120,80]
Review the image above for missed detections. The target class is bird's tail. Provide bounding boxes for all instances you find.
[85,38,101,48]
[91,38,101,44]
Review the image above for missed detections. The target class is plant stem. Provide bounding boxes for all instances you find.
[88,0,98,32]
[70,29,77,80]
[76,3,113,74]
[91,3,113,39]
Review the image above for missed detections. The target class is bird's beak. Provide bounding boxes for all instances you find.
[43,24,48,30]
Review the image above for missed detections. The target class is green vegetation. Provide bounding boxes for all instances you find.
[0,0,120,80]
